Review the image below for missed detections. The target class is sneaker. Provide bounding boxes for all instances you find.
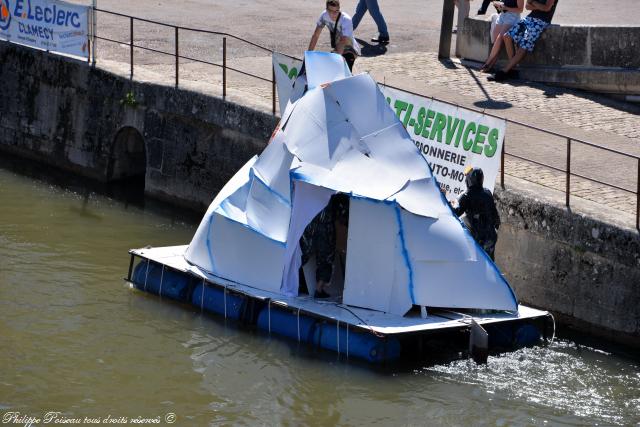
[314,290,330,299]
[371,34,390,44]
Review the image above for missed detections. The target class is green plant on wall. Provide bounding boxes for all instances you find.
[120,91,138,108]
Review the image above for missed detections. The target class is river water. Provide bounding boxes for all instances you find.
[1,161,639,426]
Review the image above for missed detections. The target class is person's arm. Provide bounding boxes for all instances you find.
[453,193,467,217]
[504,0,524,13]
[526,0,555,11]
[308,26,323,51]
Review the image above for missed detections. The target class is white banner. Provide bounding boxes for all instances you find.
[0,0,89,58]
[379,86,505,201]
[272,52,302,114]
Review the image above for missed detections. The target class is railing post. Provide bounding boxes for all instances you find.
[175,27,179,87]
[129,17,134,79]
[272,63,276,115]
[565,137,571,208]
[501,137,505,189]
[222,37,226,99]
[636,158,639,231]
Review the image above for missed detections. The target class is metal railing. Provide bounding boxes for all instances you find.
[93,8,286,114]
[90,8,640,230]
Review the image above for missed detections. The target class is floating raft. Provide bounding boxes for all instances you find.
[127,246,551,364]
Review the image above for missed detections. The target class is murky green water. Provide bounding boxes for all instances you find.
[1,162,639,426]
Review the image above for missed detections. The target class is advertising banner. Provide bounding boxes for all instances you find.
[0,0,89,58]
[272,52,303,114]
[379,85,505,201]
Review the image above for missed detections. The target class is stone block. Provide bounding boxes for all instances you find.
[591,27,640,69]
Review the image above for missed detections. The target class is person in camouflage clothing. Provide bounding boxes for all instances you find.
[300,194,349,299]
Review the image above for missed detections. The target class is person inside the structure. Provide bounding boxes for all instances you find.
[307,0,361,71]
[452,167,501,260]
[300,194,349,299]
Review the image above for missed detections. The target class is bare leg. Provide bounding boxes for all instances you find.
[481,33,505,72]
[502,47,527,72]
[504,34,515,59]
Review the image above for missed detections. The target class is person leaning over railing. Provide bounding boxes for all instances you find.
[480,0,525,73]
[308,0,361,71]
[489,0,558,82]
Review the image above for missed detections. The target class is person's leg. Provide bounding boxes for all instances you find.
[482,239,496,261]
[503,33,515,59]
[351,0,367,30]
[343,53,356,71]
[314,229,335,297]
[481,33,504,72]
[502,47,527,72]
[365,0,388,39]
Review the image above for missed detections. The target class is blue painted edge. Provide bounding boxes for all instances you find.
[205,213,217,273]
[394,203,416,305]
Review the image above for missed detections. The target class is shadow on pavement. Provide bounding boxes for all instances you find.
[464,66,514,111]
[356,38,387,57]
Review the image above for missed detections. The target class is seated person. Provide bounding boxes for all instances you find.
[480,0,525,72]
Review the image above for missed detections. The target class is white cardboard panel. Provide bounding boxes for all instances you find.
[401,209,476,262]
[388,231,414,316]
[210,213,285,294]
[305,51,351,89]
[252,134,294,203]
[387,178,447,219]
[185,157,256,266]
[324,149,409,199]
[343,198,397,312]
[246,176,291,243]
[361,122,431,181]
[411,258,517,311]
[324,74,399,139]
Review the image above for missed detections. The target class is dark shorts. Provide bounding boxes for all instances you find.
[506,16,549,52]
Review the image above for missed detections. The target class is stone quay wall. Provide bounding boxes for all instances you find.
[0,42,638,347]
[0,42,276,212]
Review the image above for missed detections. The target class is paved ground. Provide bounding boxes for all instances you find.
[83,0,640,230]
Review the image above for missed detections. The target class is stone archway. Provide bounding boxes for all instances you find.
[107,126,146,182]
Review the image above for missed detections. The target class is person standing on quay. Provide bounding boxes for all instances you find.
[352,0,390,44]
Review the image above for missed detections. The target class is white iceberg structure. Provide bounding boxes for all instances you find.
[184,51,518,316]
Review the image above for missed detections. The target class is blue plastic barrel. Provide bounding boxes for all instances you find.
[514,324,541,348]
[313,322,401,363]
[191,282,246,321]
[132,260,190,301]
[256,305,317,343]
